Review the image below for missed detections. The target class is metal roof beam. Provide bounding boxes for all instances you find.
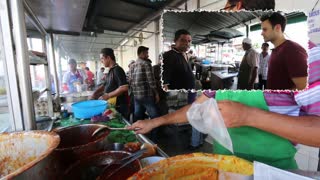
[97,15,140,24]
[23,0,46,36]
[119,0,158,10]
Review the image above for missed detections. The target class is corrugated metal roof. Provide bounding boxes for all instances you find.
[162,10,269,44]
[25,0,187,60]
[84,0,186,33]
[25,0,187,35]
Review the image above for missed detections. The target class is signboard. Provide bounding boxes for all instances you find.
[308,9,320,45]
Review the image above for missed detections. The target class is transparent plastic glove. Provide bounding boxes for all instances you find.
[186,98,233,153]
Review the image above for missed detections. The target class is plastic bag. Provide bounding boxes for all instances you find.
[186,98,233,153]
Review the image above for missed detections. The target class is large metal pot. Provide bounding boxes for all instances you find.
[51,124,110,177]
[64,151,141,180]
[0,131,60,179]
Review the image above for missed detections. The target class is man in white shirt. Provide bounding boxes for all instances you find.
[258,43,270,90]
[96,67,105,86]
[237,38,259,90]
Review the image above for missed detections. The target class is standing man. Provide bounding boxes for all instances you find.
[85,67,95,90]
[91,48,129,118]
[187,49,196,71]
[258,43,270,90]
[162,29,203,150]
[260,12,308,90]
[128,46,160,121]
[62,58,87,93]
[127,59,136,121]
[128,60,135,70]
[237,38,259,90]
[96,67,105,87]
[128,46,160,140]
[163,29,195,91]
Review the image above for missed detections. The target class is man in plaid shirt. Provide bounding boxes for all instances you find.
[128,46,160,123]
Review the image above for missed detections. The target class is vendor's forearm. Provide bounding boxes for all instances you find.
[247,108,320,147]
[92,85,104,98]
[152,104,191,127]
[107,85,128,99]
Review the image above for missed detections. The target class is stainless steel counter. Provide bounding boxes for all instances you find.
[211,70,238,80]
[210,70,238,90]
[122,118,169,158]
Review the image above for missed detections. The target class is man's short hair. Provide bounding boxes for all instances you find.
[228,0,275,10]
[85,67,89,71]
[137,46,149,55]
[260,12,287,32]
[174,29,191,42]
[100,67,105,70]
[100,48,116,61]
[262,42,269,47]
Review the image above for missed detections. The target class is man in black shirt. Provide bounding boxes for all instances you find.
[162,30,195,90]
[162,29,203,150]
[91,48,129,118]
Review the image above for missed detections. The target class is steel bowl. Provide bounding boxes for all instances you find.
[0,131,60,179]
[53,124,110,168]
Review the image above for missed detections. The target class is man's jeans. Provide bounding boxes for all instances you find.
[191,127,204,147]
[134,96,160,142]
[188,92,204,147]
[133,96,159,121]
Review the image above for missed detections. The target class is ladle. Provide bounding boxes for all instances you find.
[91,125,139,138]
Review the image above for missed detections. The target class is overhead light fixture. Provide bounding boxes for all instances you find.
[120,38,128,46]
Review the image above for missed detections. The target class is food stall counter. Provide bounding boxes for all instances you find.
[210,70,238,90]
[53,107,169,158]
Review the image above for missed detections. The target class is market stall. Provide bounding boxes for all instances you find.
[1,0,320,179]
[1,101,169,179]
[54,106,168,158]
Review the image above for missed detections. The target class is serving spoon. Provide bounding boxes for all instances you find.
[91,125,140,138]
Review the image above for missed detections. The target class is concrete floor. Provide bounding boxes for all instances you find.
[148,124,213,157]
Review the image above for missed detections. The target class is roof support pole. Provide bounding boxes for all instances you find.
[11,0,36,130]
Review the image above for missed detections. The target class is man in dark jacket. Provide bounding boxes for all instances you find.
[162,29,203,150]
